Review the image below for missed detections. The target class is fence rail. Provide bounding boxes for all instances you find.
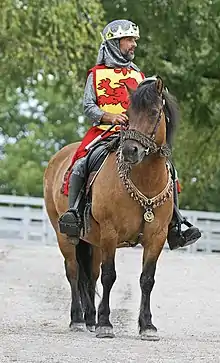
[0,194,220,253]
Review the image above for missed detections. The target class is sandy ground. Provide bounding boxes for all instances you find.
[1,240,220,363]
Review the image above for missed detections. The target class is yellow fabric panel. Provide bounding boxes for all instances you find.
[97,124,120,131]
[95,68,143,114]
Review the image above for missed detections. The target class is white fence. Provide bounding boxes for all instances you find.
[0,194,220,253]
[0,194,55,245]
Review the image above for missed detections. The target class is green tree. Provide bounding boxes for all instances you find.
[0,79,87,196]
[0,0,104,196]
[0,0,104,89]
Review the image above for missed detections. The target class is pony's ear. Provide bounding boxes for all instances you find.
[155,76,164,95]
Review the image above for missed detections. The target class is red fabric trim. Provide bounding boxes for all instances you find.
[87,64,106,77]
[140,72,145,79]
[87,65,107,99]
[176,179,181,193]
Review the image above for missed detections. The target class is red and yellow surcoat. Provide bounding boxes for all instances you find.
[89,65,145,115]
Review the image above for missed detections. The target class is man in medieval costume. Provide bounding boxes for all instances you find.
[59,19,201,250]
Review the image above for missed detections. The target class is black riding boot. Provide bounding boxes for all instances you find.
[59,172,85,238]
[167,206,201,250]
[167,167,201,250]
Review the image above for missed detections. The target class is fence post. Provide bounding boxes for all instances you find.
[204,220,212,253]
[23,206,30,242]
[42,202,49,245]
[188,215,199,254]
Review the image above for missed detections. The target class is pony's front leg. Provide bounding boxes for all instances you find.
[96,233,117,338]
[138,234,166,341]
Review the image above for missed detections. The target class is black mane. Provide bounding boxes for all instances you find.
[130,80,180,147]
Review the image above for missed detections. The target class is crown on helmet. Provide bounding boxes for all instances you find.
[101,20,140,41]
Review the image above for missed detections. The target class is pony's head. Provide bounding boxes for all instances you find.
[121,76,179,164]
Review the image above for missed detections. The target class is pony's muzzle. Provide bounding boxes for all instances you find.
[122,143,140,164]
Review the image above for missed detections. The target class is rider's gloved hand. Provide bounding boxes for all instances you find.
[101,112,128,126]
[111,113,128,125]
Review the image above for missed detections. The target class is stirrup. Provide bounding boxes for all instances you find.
[168,224,201,251]
[59,209,82,237]
[180,226,201,247]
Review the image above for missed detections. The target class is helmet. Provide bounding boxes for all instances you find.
[101,19,140,41]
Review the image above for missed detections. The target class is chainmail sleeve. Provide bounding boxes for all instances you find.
[83,73,104,125]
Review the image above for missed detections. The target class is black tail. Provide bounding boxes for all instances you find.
[76,239,97,314]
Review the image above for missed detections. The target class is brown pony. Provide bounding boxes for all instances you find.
[43,77,179,340]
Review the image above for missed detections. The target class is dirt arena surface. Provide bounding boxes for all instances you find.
[1,240,220,362]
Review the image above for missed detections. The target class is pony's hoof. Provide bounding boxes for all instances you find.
[86,325,95,333]
[140,329,160,341]
[69,322,85,332]
[96,326,115,338]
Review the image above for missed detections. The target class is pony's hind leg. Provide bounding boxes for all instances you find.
[57,232,84,330]
[96,231,117,339]
[76,241,101,332]
[138,232,167,341]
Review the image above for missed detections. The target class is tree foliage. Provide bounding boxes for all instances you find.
[0,0,103,88]
[0,78,87,196]
[0,0,104,196]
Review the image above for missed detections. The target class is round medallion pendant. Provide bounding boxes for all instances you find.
[144,209,155,223]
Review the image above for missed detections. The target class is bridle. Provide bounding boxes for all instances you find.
[116,94,173,224]
[150,97,165,140]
